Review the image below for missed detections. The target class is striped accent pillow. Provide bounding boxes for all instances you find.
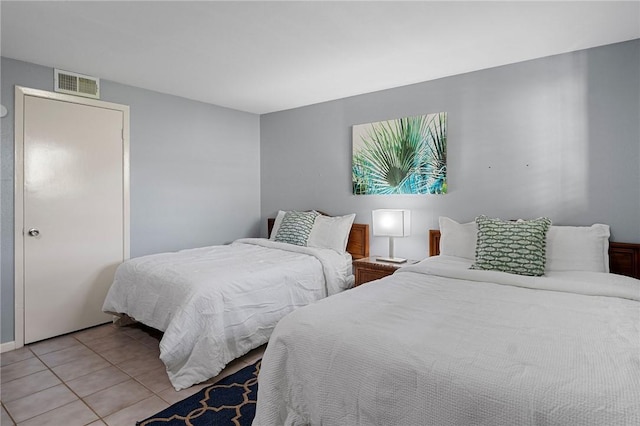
[274,211,320,246]
[471,215,552,276]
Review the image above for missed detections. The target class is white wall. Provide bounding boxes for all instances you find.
[260,40,640,260]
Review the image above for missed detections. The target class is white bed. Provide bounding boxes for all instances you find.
[103,212,369,390]
[253,218,640,426]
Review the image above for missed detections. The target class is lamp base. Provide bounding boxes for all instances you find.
[376,256,407,264]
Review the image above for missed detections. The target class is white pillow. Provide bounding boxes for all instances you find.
[269,210,287,240]
[438,216,477,260]
[545,224,610,272]
[307,214,356,254]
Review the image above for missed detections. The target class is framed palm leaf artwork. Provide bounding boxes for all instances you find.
[352,112,447,195]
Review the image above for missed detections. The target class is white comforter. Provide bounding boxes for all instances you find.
[102,238,353,390]
[254,255,640,426]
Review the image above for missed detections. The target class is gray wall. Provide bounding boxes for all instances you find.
[2,40,639,344]
[261,40,640,260]
[1,57,261,343]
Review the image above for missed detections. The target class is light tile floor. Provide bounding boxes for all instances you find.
[0,323,265,426]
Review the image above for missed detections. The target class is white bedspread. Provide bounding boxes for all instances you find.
[102,238,352,390]
[254,255,640,426]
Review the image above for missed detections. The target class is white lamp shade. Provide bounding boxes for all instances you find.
[372,209,411,237]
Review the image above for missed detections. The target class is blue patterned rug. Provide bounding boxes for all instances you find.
[137,360,260,426]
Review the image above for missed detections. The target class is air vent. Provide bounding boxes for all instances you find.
[54,69,100,99]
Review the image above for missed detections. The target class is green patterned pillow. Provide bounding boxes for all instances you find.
[471,216,552,276]
[274,211,320,246]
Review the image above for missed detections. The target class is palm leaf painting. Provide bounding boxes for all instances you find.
[352,112,447,195]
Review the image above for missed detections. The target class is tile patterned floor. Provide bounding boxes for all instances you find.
[0,323,264,426]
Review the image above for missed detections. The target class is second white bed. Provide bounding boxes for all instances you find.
[102,238,353,390]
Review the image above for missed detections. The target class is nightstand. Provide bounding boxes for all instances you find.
[353,257,418,286]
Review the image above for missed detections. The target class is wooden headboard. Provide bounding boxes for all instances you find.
[429,229,640,280]
[268,218,370,260]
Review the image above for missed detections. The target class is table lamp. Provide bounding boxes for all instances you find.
[372,209,411,263]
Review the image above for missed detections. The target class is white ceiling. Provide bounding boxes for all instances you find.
[2,1,639,114]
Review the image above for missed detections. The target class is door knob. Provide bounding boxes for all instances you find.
[28,228,40,237]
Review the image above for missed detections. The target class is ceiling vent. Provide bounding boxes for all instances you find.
[54,69,100,99]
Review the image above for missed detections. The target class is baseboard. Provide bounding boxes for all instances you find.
[0,341,16,353]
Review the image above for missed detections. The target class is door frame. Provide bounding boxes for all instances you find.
[14,86,130,348]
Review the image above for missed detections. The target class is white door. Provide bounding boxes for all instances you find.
[18,89,129,344]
